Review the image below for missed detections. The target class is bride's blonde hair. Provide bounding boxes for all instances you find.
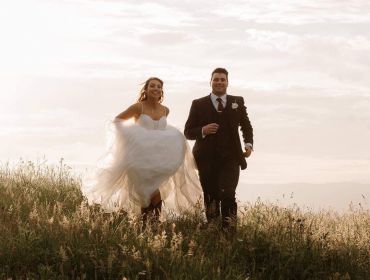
[137,77,164,103]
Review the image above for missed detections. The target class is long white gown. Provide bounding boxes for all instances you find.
[83,114,203,215]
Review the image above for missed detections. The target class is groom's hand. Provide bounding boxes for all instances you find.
[243,147,252,158]
[202,123,219,135]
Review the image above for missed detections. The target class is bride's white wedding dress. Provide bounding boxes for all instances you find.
[83,113,203,215]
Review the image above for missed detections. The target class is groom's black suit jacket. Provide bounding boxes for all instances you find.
[184,94,253,171]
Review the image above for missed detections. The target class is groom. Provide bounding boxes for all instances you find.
[184,67,253,231]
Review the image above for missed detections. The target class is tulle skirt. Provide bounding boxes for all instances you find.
[82,120,203,216]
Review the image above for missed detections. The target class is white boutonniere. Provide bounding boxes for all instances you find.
[231,101,238,110]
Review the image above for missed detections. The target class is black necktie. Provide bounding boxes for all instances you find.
[216,97,224,112]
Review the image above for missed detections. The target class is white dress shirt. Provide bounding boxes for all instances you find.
[210,92,227,111]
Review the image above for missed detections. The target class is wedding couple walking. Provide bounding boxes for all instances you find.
[84,68,253,232]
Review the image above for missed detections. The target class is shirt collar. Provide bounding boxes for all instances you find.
[210,92,227,102]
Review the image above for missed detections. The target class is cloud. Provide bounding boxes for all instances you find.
[245,29,300,52]
[88,1,197,28]
[212,0,370,25]
[233,28,370,92]
[140,31,192,46]
[244,28,370,54]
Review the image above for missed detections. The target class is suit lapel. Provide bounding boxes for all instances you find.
[225,95,239,127]
[225,95,232,112]
[223,95,234,119]
[206,94,218,114]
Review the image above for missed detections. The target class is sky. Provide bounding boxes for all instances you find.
[1,0,370,210]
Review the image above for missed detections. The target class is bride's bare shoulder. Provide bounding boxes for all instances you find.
[161,104,170,116]
[132,102,143,112]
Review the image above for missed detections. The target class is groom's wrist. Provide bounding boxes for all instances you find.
[201,127,206,138]
[245,143,253,150]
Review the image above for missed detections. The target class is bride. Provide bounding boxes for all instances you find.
[83,77,203,223]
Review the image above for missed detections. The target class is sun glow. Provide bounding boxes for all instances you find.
[0,1,105,77]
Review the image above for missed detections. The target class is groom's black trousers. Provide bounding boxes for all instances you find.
[198,155,240,229]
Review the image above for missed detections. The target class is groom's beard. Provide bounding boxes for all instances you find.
[212,85,227,96]
[212,89,227,96]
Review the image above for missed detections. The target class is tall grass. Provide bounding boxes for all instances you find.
[0,160,369,279]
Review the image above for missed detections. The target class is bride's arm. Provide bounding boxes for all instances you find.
[114,103,141,122]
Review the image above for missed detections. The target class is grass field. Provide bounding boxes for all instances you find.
[0,160,369,279]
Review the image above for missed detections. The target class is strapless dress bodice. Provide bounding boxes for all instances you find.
[137,114,167,130]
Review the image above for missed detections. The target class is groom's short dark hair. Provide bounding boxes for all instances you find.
[211,68,228,81]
